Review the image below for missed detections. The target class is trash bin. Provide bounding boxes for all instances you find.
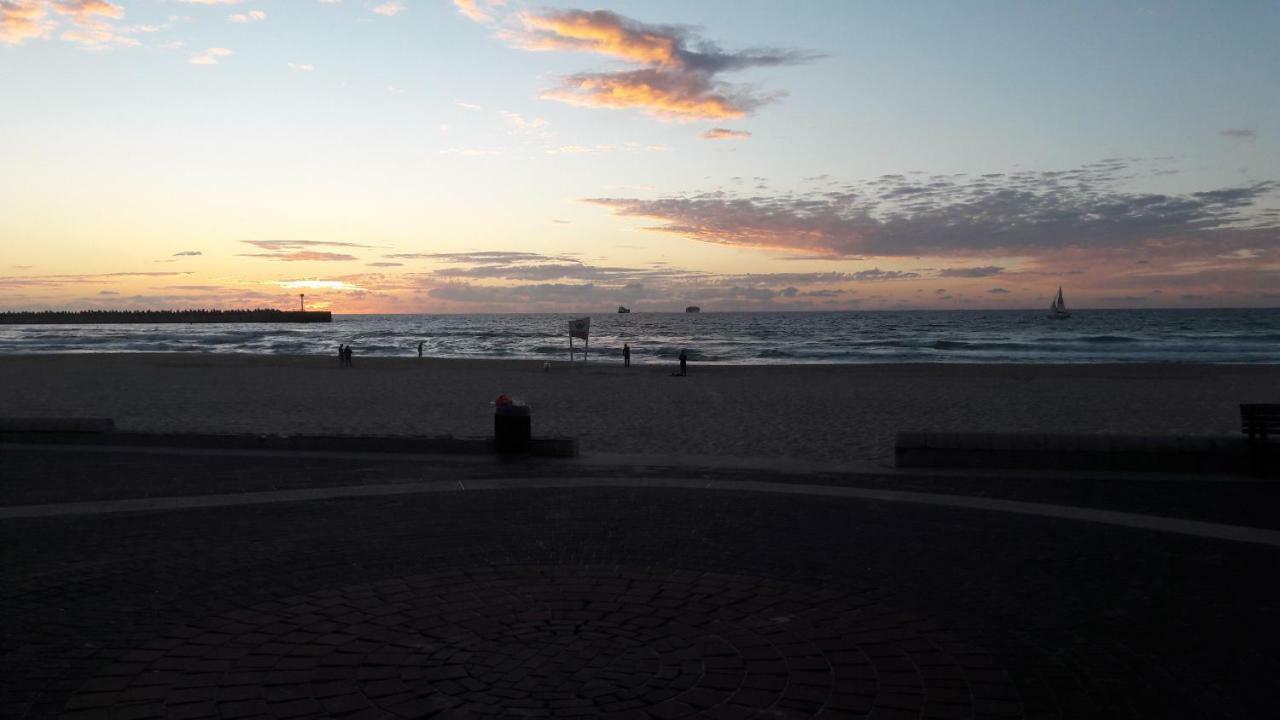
[494,395,531,453]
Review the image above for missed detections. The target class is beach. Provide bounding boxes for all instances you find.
[3,353,1275,467]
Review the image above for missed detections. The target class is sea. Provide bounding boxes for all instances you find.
[1,309,1278,364]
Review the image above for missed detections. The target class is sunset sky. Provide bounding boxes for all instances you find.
[2,0,1277,312]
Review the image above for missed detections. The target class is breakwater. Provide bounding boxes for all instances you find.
[0,309,332,324]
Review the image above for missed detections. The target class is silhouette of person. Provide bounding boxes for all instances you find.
[679,349,687,376]
[418,341,424,358]
[623,343,631,368]
[338,344,345,368]
[345,344,353,368]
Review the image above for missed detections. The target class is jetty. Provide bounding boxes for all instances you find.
[0,309,332,324]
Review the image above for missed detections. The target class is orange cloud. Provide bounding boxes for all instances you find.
[545,70,762,121]
[513,9,681,68]
[54,0,122,22]
[453,0,495,24]
[3,0,128,46]
[484,8,817,122]
[1,1,51,44]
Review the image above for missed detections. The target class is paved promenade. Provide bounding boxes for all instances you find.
[2,446,1278,719]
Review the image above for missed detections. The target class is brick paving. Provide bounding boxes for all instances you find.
[3,450,1280,718]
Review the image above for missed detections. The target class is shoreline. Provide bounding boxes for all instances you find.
[3,353,1276,466]
[6,351,1280,367]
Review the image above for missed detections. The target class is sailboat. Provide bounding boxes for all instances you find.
[1047,287,1071,319]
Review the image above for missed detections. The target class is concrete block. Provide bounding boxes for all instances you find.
[956,433,995,450]
[894,446,924,468]
[529,437,579,458]
[1011,434,1047,452]
[990,433,1015,451]
[895,432,928,449]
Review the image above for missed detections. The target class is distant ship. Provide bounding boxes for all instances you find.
[1047,287,1071,320]
[685,306,701,313]
[617,306,631,314]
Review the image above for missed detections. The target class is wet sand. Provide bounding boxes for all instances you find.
[2,353,1276,467]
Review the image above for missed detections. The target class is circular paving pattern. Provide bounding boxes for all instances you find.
[64,566,1017,719]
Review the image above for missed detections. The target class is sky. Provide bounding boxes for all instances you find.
[1,0,1278,313]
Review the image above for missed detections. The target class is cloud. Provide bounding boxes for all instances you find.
[508,9,815,72]
[371,1,403,16]
[452,0,494,24]
[387,251,576,264]
[498,110,548,131]
[366,262,404,267]
[586,160,1280,259]
[1219,129,1256,141]
[937,266,1004,278]
[987,287,1010,294]
[189,46,232,65]
[243,240,371,250]
[172,250,202,256]
[178,0,244,4]
[287,62,314,71]
[430,261,691,283]
[398,250,921,312]
[277,279,363,290]
[229,9,264,22]
[485,8,818,121]
[0,271,193,289]
[542,69,771,121]
[240,251,358,262]
[717,270,918,284]
[1,1,50,45]
[56,0,123,23]
[701,128,751,140]
[238,240,368,262]
[2,0,143,48]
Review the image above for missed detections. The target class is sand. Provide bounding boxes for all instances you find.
[2,353,1276,468]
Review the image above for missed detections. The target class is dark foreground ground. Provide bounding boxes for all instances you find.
[3,446,1279,719]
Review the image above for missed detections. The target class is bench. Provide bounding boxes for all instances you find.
[1241,404,1280,477]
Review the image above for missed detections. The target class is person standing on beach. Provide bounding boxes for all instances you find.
[679,349,687,376]
[623,343,631,368]
[338,344,345,368]
[418,341,424,358]
[345,345,353,368]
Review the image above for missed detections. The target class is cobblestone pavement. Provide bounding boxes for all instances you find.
[2,450,1279,718]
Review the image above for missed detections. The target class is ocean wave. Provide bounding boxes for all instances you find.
[3,309,1279,363]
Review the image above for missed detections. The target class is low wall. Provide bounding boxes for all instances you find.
[896,432,1275,476]
[0,418,576,458]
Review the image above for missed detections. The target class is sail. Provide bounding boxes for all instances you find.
[1048,287,1070,318]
